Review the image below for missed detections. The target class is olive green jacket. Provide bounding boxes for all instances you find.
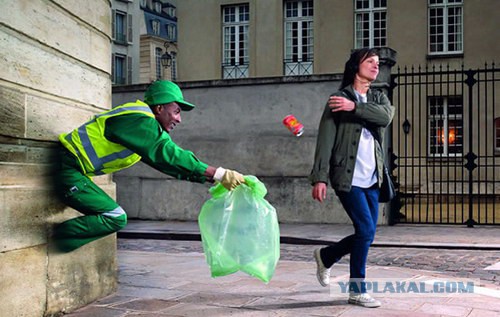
[309,85,395,192]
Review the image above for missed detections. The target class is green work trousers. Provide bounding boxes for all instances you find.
[53,148,127,252]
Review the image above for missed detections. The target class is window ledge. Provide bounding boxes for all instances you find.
[427,53,464,60]
[113,39,130,46]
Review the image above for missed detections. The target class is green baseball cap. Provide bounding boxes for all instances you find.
[144,80,195,111]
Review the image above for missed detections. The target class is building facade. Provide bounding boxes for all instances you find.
[170,0,500,225]
[113,0,499,226]
[175,0,499,81]
[112,0,178,85]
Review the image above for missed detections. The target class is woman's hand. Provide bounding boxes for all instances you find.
[312,182,327,202]
[328,96,355,112]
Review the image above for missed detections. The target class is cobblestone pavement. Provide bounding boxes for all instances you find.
[118,238,499,288]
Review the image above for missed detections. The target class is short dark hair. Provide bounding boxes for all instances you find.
[339,48,379,89]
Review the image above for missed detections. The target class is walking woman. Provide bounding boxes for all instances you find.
[309,48,395,308]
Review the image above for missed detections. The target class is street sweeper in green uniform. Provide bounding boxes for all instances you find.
[53,80,244,252]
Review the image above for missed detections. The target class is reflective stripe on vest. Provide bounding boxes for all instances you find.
[62,103,154,176]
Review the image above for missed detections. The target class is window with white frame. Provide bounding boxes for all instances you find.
[222,4,249,79]
[284,0,313,76]
[428,96,463,156]
[428,0,463,55]
[154,1,162,13]
[166,24,176,41]
[152,20,161,36]
[354,0,387,49]
[165,6,176,17]
[155,47,162,80]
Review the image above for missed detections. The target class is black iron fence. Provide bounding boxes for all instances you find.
[389,63,499,226]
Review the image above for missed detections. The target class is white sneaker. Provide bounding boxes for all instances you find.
[348,293,381,308]
[313,248,331,287]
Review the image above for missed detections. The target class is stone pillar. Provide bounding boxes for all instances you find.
[0,1,118,316]
[372,47,398,224]
[372,47,398,95]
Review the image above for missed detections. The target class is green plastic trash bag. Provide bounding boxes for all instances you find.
[198,175,280,283]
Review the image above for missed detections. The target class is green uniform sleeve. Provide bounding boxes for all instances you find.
[104,113,209,183]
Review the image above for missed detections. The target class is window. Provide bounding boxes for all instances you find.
[155,47,163,80]
[142,0,153,10]
[171,54,177,81]
[165,6,176,17]
[163,52,177,81]
[222,4,249,79]
[428,0,463,55]
[495,118,500,154]
[166,24,176,41]
[152,20,161,36]
[112,54,132,84]
[154,1,162,13]
[113,10,132,44]
[113,54,126,84]
[284,0,313,76]
[355,0,386,48]
[428,96,463,156]
[114,11,127,43]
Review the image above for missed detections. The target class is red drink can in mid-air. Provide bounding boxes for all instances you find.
[282,114,304,137]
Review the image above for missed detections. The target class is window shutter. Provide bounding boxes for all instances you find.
[112,10,116,40]
[127,56,132,84]
[127,14,133,44]
[111,54,115,83]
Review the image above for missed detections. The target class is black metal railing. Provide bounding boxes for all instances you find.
[222,63,249,79]
[389,63,499,225]
[284,59,313,76]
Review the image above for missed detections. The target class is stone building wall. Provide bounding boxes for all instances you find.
[0,1,118,315]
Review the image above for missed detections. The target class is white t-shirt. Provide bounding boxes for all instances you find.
[351,91,378,188]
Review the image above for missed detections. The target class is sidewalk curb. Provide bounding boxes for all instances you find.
[117,230,500,251]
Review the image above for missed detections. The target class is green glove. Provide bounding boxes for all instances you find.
[215,167,245,190]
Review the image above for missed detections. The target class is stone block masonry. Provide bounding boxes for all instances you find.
[0,0,119,315]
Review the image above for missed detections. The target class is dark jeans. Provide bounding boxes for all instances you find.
[320,184,379,293]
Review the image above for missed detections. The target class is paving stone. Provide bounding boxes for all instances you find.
[94,295,137,306]
[416,302,471,316]
[178,292,259,307]
[125,313,183,317]
[160,303,276,317]
[467,308,500,317]
[64,306,127,317]
[113,299,179,312]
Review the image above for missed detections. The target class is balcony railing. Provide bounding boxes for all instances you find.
[114,33,128,44]
[284,60,313,76]
[114,76,126,85]
[222,63,249,79]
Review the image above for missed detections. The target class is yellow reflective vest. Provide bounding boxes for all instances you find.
[59,101,155,176]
